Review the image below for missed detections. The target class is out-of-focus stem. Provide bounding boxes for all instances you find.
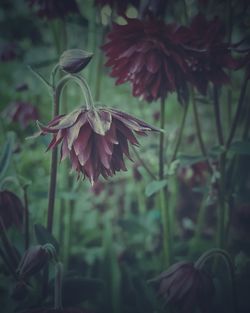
[23,186,29,250]
[213,85,224,146]
[226,75,248,149]
[54,262,63,309]
[0,218,19,268]
[159,99,166,180]
[132,146,157,180]
[171,102,189,162]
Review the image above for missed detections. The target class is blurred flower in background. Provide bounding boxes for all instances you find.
[103,16,189,102]
[26,0,79,20]
[178,14,238,94]
[39,107,159,184]
[0,190,24,230]
[150,261,214,313]
[3,101,39,129]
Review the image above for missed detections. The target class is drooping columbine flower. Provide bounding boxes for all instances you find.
[150,261,214,313]
[38,107,159,185]
[26,0,79,20]
[3,101,39,129]
[94,0,140,14]
[178,14,237,94]
[0,190,24,230]
[103,16,188,102]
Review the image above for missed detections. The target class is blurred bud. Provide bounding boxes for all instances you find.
[59,49,93,74]
[0,190,24,230]
[150,261,214,313]
[11,281,29,301]
[15,83,29,92]
[17,245,53,279]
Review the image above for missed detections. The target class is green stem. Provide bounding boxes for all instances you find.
[213,85,224,146]
[226,75,248,149]
[195,249,238,313]
[170,102,189,162]
[0,246,18,280]
[54,262,63,309]
[194,195,208,241]
[158,98,171,267]
[131,146,157,180]
[23,186,29,250]
[191,89,212,173]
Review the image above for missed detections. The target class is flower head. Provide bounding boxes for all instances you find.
[39,107,159,185]
[27,0,79,20]
[0,190,24,230]
[150,261,214,313]
[178,14,237,94]
[4,101,39,129]
[103,16,188,102]
[59,49,93,74]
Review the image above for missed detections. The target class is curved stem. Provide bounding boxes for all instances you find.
[170,102,189,162]
[23,186,29,250]
[213,85,224,146]
[195,249,238,313]
[226,75,248,149]
[131,146,157,180]
[73,74,95,109]
[191,89,212,173]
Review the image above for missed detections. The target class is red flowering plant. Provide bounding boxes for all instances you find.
[177,14,238,94]
[103,16,189,102]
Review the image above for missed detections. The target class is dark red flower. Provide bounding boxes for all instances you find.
[15,83,29,92]
[150,261,214,313]
[103,16,189,102]
[17,245,51,279]
[0,43,17,62]
[0,190,24,230]
[38,107,159,184]
[4,101,39,129]
[94,0,140,14]
[178,14,237,94]
[27,0,79,20]
[178,161,209,187]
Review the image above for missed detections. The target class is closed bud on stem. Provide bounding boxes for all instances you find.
[59,49,93,74]
[17,244,56,279]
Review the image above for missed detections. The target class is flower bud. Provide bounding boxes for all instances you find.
[17,245,52,279]
[0,190,24,230]
[59,49,93,74]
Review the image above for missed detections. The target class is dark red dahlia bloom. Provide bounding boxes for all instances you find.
[94,0,140,14]
[0,190,24,230]
[150,261,214,313]
[103,17,188,102]
[17,245,51,279]
[0,43,17,62]
[178,14,237,94]
[39,107,158,184]
[4,101,39,129]
[27,0,79,20]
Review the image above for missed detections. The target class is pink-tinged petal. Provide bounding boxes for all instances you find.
[105,122,118,144]
[84,158,95,185]
[146,51,161,73]
[87,109,112,135]
[117,133,133,161]
[60,139,70,162]
[114,121,139,146]
[73,124,92,156]
[97,135,113,155]
[77,136,92,166]
[46,129,64,151]
[66,114,87,150]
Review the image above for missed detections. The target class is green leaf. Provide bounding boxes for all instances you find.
[145,180,168,197]
[34,224,59,253]
[177,154,206,166]
[0,132,15,180]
